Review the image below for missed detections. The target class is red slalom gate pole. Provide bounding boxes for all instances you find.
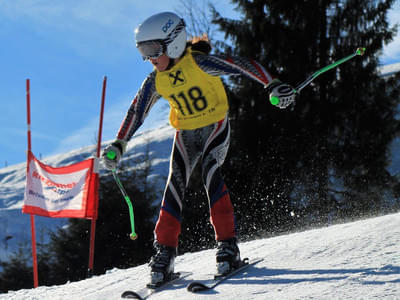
[26,79,39,288]
[88,76,107,276]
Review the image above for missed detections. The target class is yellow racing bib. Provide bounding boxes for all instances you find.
[155,48,229,130]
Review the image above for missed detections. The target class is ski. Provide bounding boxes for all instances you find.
[121,271,192,299]
[187,257,263,293]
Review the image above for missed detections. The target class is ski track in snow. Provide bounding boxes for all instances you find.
[1,212,399,300]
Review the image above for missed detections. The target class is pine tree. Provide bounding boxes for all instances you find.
[0,248,32,292]
[212,0,400,232]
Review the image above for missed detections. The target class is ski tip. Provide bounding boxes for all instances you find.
[187,282,210,293]
[121,290,143,299]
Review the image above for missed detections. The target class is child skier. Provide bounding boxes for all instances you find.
[102,11,295,285]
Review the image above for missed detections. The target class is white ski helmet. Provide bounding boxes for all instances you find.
[135,12,187,59]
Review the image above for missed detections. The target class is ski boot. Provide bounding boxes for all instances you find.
[215,237,241,276]
[148,242,177,285]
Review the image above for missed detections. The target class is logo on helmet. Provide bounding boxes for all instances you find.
[162,19,174,33]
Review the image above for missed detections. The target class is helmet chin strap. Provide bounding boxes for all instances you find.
[165,48,186,70]
[166,57,175,70]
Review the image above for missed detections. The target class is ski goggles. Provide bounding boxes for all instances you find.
[137,40,165,60]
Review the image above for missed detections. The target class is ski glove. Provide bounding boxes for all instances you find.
[102,140,127,170]
[266,79,296,109]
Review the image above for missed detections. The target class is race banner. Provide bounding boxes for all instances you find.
[22,151,98,219]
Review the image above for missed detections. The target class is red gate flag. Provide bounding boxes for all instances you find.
[23,151,99,219]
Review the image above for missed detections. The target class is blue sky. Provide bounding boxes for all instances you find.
[0,1,399,167]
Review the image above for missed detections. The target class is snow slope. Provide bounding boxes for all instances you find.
[2,212,399,299]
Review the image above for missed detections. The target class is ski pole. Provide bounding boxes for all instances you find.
[106,151,138,240]
[270,47,366,106]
